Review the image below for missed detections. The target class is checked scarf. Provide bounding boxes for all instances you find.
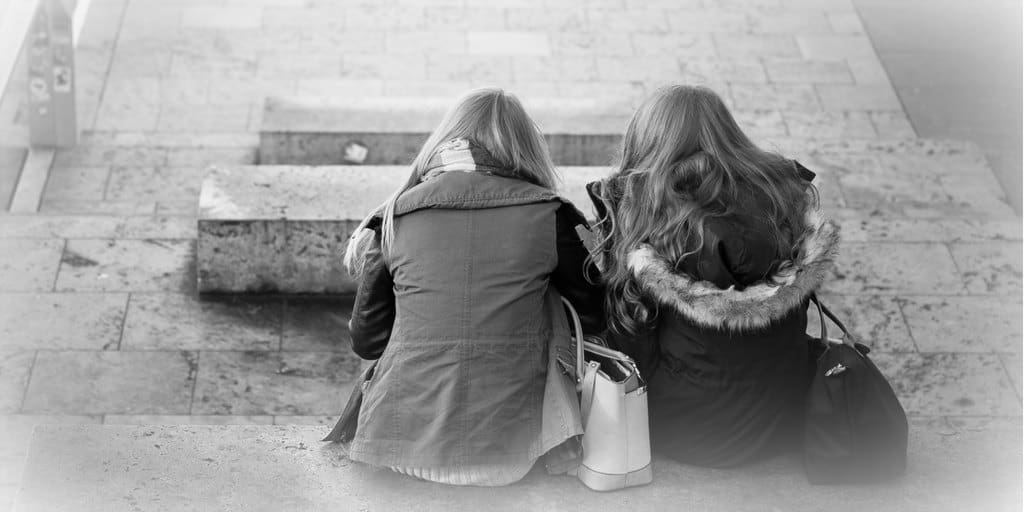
[421,138,537,184]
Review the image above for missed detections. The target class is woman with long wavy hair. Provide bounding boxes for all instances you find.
[587,85,840,468]
[337,88,604,485]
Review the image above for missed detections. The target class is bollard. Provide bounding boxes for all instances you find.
[27,0,77,148]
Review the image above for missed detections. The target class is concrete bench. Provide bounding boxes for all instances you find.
[13,422,1021,511]
[197,165,609,294]
[258,96,633,166]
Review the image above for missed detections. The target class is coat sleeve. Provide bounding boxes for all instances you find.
[348,227,395,360]
[552,203,606,334]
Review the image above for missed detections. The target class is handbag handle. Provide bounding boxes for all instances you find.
[810,294,855,346]
[561,297,587,392]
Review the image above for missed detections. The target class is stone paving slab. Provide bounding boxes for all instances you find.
[825,243,966,295]
[898,296,1023,353]
[807,294,916,352]
[121,294,281,351]
[14,423,1023,512]
[874,353,1021,416]
[55,239,196,293]
[948,242,1023,295]
[0,239,64,292]
[259,96,633,165]
[191,351,362,415]
[282,297,353,352]
[0,293,127,351]
[0,351,34,414]
[21,351,197,415]
[38,200,158,216]
[102,415,274,425]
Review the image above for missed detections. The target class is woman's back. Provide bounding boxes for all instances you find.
[388,173,560,343]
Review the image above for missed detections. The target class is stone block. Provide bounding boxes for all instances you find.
[197,166,401,294]
[258,96,633,165]
[14,423,1023,511]
[197,165,609,294]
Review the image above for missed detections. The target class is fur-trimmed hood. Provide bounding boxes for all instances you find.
[626,207,840,331]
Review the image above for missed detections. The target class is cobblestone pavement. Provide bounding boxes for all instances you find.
[0,0,1021,509]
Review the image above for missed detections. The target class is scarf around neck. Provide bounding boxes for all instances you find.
[421,138,528,183]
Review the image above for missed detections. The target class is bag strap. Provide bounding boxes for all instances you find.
[810,294,855,346]
[580,360,599,416]
[561,297,586,392]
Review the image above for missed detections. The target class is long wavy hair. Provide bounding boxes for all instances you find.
[343,88,559,274]
[595,85,818,334]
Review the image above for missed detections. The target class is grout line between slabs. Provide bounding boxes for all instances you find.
[17,351,40,413]
[115,293,131,351]
[50,239,68,292]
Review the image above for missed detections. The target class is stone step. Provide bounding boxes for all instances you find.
[258,96,633,166]
[14,421,1021,511]
[196,165,609,294]
[197,140,1021,294]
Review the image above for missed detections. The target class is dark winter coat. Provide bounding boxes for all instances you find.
[587,164,840,468]
[346,170,604,468]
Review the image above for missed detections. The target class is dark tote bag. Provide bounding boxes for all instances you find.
[804,295,909,484]
[323,362,376,443]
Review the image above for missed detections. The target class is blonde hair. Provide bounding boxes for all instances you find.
[344,88,559,274]
[595,85,817,334]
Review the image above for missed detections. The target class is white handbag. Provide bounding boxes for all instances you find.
[560,298,653,491]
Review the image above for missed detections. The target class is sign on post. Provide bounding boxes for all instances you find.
[27,0,77,148]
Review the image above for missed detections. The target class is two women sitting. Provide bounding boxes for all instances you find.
[339,85,839,485]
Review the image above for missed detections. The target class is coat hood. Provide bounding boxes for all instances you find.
[626,207,840,331]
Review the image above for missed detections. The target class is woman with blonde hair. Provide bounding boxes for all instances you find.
[338,88,604,485]
[587,85,840,468]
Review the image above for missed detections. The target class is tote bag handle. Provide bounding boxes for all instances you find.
[811,294,855,346]
[561,297,640,392]
[561,297,587,392]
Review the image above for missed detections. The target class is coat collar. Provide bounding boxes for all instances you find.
[626,207,840,331]
[394,171,560,216]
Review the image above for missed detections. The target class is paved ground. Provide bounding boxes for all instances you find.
[0,0,1021,510]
